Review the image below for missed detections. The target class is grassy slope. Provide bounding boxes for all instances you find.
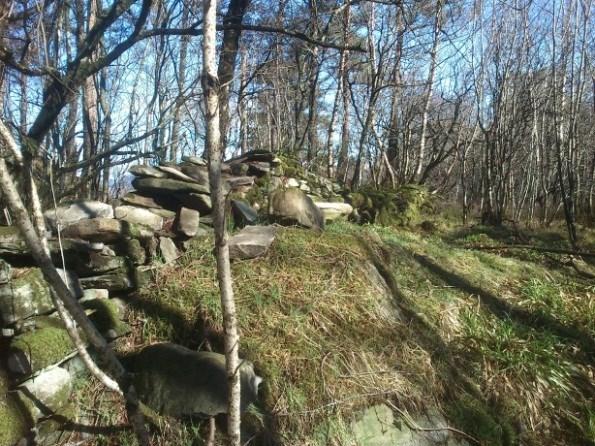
[73,221,595,446]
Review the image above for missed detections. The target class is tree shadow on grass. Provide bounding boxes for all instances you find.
[411,252,595,358]
[356,235,518,446]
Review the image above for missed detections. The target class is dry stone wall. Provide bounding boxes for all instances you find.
[0,150,353,445]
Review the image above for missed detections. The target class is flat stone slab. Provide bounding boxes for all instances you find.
[182,156,207,166]
[351,405,469,446]
[229,225,276,260]
[44,201,114,231]
[62,218,154,242]
[132,177,209,195]
[115,205,163,231]
[174,192,212,214]
[120,192,179,211]
[129,164,167,178]
[157,165,200,183]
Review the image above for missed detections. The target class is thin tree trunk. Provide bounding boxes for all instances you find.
[203,1,241,444]
[413,0,443,182]
[0,126,149,446]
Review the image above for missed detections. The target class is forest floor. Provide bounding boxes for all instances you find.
[66,218,595,446]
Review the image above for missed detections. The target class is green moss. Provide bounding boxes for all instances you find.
[11,319,76,374]
[0,371,29,446]
[348,185,432,227]
[84,299,130,339]
[446,394,516,446]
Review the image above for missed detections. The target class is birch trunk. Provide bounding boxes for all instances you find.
[202,0,241,444]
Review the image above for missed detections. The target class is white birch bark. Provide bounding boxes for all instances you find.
[202,0,241,444]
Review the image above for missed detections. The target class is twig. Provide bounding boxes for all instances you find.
[385,401,480,445]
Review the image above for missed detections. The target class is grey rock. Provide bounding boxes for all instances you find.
[227,150,276,165]
[44,200,114,231]
[128,343,262,417]
[129,164,167,178]
[286,178,300,188]
[351,405,469,446]
[0,226,28,257]
[174,192,212,214]
[315,202,353,222]
[229,225,276,260]
[245,161,270,176]
[132,177,209,195]
[16,366,72,421]
[0,259,11,284]
[79,268,134,292]
[157,165,199,183]
[230,163,250,176]
[62,218,154,243]
[81,288,109,301]
[117,238,147,265]
[268,188,325,231]
[0,268,82,322]
[120,192,179,211]
[176,208,200,238]
[180,164,209,185]
[159,237,179,263]
[8,316,78,375]
[231,200,258,228]
[182,155,207,166]
[115,205,163,231]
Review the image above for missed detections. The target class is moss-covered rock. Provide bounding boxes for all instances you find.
[446,394,516,446]
[8,316,77,376]
[84,298,130,340]
[348,185,432,227]
[0,268,54,325]
[0,370,28,446]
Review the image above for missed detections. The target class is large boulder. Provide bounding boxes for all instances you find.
[268,188,325,230]
[127,343,262,418]
[62,218,154,243]
[114,205,163,231]
[229,225,276,260]
[44,200,114,231]
[132,177,209,195]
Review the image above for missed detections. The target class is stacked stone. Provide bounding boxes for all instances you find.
[0,197,191,445]
[0,150,354,445]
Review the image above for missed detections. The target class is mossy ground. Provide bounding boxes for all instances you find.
[65,220,594,446]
